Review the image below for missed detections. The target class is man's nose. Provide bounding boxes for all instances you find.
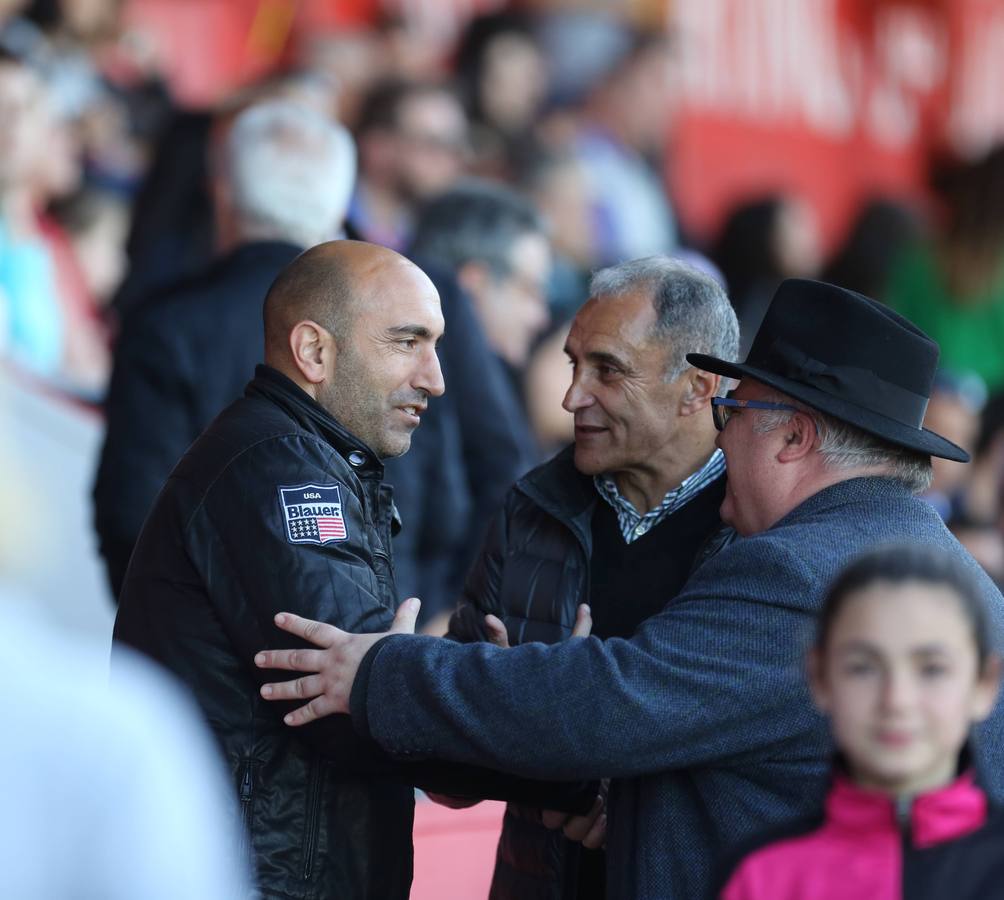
[418,347,446,398]
[562,376,591,413]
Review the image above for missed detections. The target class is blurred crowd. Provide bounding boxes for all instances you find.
[2,0,1004,601]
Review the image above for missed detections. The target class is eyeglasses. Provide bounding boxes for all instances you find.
[711,395,799,432]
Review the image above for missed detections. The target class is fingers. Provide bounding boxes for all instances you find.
[540,809,570,830]
[280,694,340,727]
[389,597,421,635]
[270,612,339,648]
[561,796,603,843]
[571,603,592,639]
[259,673,325,702]
[483,614,510,649]
[254,647,327,673]
[580,811,607,850]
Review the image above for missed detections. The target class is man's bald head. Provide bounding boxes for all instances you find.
[261,239,445,457]
[263,239,419,361]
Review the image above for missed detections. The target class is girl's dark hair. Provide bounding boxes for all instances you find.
[817,544,993,668]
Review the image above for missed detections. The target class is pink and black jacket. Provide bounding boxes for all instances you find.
[720,769,1004,899]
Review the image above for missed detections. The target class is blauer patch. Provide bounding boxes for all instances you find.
[277,483,348,545]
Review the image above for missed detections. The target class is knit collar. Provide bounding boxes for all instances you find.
[826,770,987,849]
[772,476,913,531]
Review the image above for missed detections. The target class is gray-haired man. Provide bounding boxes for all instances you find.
[444,257,738,898]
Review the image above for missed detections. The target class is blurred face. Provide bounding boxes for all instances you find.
[472,231,551,367]
[394,91,468,200]
[925,392,980,496]
[318,263,445,458]
[563,291,684,478]
[0,62,44,188]
[714,379,787,535]
[812,581,999,796]
[534,159,593,266]
[479,33,546,132]
[773,199,823,278]
[610,41,676,152]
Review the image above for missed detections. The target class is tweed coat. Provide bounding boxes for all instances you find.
[350,476,1004,899]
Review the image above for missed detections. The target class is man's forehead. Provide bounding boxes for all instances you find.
[568,292,656,348]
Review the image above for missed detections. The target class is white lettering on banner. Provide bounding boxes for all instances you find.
[863,7,945,149]
[949,4,1004,156]
[677,0,853,135]
[674,0,944,149]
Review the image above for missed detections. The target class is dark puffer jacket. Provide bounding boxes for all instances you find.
[448,447,728,898]
[115,365,416,899]
[115,367,591,899]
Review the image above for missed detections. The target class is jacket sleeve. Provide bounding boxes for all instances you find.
[93,306,198,598]
[351,535,827,781]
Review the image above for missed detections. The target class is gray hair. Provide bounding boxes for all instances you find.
[408,178,546,276]
[222,100,356,248]
[753,391,934,493]
[589,256,739,380]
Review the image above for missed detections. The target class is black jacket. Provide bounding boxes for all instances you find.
[94,241,303,598]
[449,446,728,899]
[116,366,591,899]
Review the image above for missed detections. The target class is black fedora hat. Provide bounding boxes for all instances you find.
[687,279,969,462]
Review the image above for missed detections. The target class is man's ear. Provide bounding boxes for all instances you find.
[679,369,719,416]
[288,320,335,385]
[777,411,817,462]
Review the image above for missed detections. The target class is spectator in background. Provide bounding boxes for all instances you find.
[0,47,106,395]
[346,78,469,250]
[567,29,679,266]
[0,51,63,376]
[921,369,987,522]
[712,194,822,356]
[822,197,924,300]
[409,179,551,375]
[113,67,339,318]
[518,147,594,321]
[720,544,1004,900]
[454,11,548,180]
[93,99,355,599]
[385,179,548,629]
[887,147,1004,392]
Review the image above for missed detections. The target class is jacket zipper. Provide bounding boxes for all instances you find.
[302,759,324,880]
[897,793,912,898]
[238,759,255,861]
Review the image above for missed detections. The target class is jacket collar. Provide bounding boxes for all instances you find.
[826,769,987,849]
[516,445,598,552]
[773,476,914,532]
[246,364,383,477]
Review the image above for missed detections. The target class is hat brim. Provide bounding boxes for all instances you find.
[687,353,970,463]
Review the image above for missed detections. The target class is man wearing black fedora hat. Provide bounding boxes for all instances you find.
[251,280,1004,900]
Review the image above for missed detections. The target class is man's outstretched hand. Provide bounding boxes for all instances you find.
[254,598,421,725]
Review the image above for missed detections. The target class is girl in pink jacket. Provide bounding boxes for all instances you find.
[720,543,1004,900]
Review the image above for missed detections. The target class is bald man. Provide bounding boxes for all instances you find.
[114,241,450,897]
